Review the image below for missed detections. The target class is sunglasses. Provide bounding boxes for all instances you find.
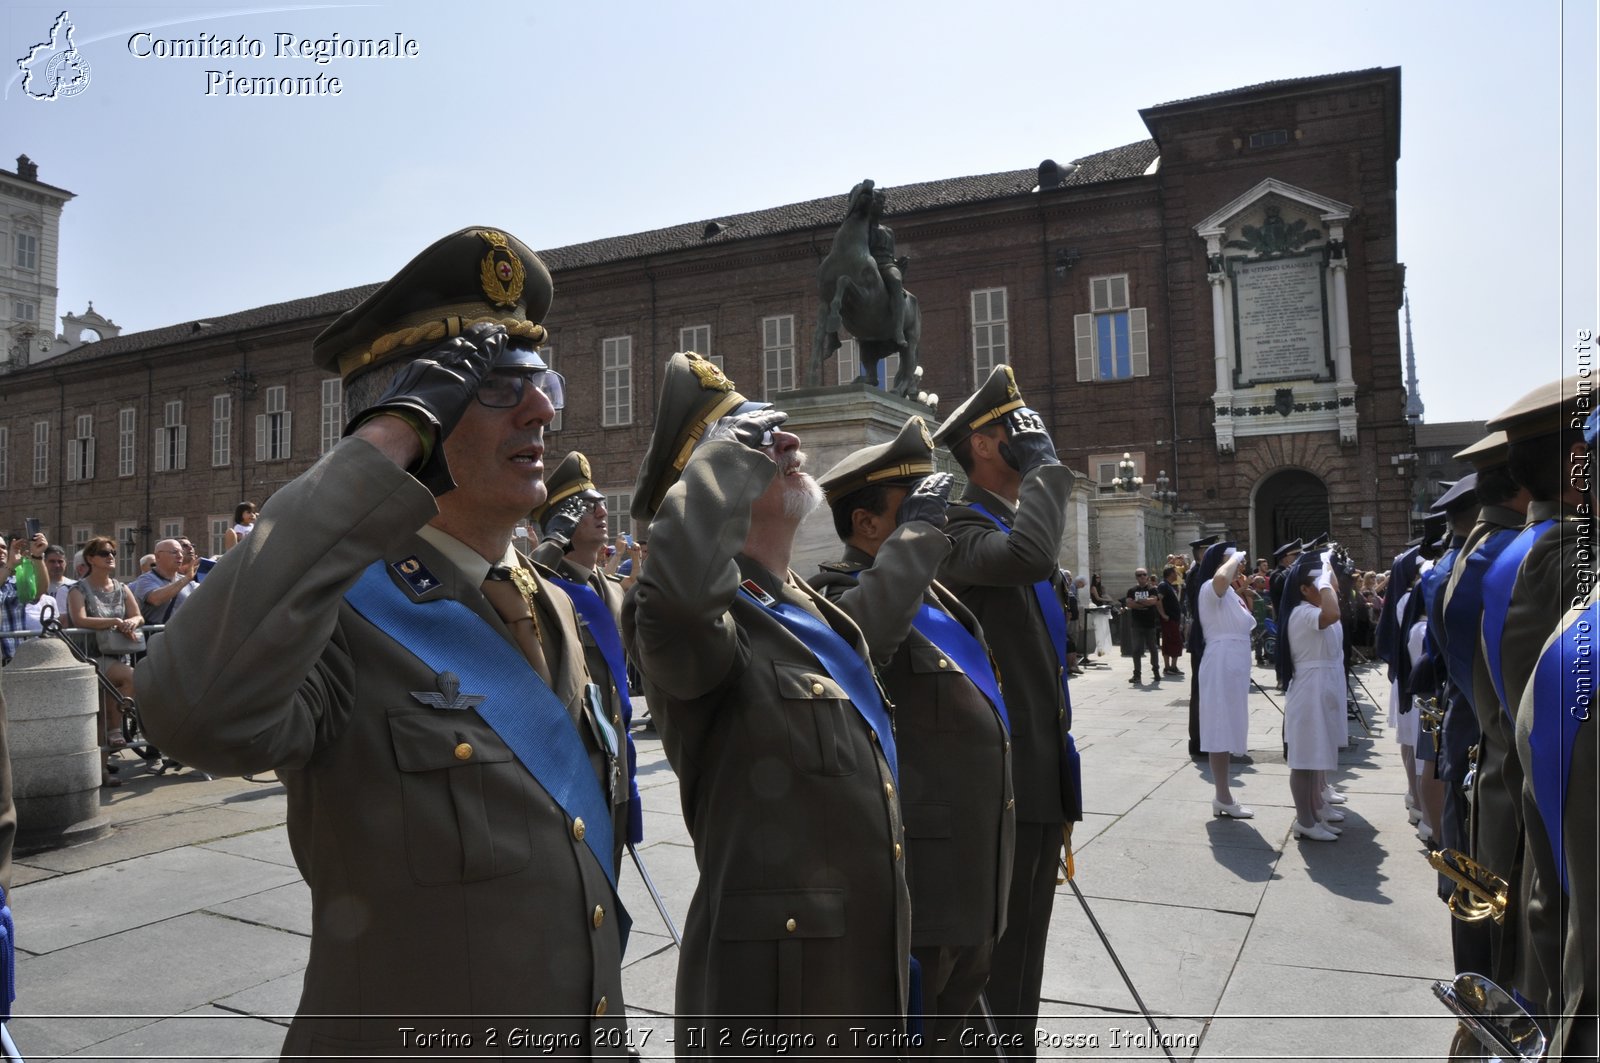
[475,369,566,411]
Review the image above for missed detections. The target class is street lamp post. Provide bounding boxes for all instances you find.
[1113,452,1143,493]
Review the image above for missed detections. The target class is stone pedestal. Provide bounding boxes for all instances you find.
[1059,475,1095,582]
[1090,493,1157,585]
[6,636,111,852]
[776,383,944,576]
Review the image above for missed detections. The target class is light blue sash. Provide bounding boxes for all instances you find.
[739,586,899,783]
[1527,600,1593,894]
[965,502,1082,820]
[345,562,617,891]
[1482,520,1557,715]
[910,603,1010,734]
[549,575,643,845]
[1442,526,1519,712]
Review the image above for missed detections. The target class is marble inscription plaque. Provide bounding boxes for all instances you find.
[1233,255,1327,383]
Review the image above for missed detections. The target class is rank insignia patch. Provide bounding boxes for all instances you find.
[392,556,439,595]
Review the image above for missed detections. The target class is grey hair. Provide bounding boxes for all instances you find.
[342,362,405,427]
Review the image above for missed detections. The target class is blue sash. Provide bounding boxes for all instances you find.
[345,562,617,891]
[1442,527,1519,713]
[1482,520,1558,715]
[549,575,644,845]
[966,502,1082,820]
[1,885,13,1023]
[911,603,1010,733]
[837,569,1011,734]
[740,586,899,783]
[1527,601,1593,894]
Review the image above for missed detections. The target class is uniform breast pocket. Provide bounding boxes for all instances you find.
[387,710,532,885]
[907,644,967,732]
[773,662,859,776]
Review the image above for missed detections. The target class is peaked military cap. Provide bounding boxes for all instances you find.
[1189,533,1220,550]
[1272,538,1304,563]
[818,416,937,507]
[1484,375,1587,443]
[1304,532,1330,550]
[932,364,1028,448]
[313,226,555,383]
[1427,474,1480,516]
[533,451,606,524]
[1453,430,1509,470]
[632,351,770,523]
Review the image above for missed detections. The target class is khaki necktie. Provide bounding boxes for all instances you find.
[480,565,553,688]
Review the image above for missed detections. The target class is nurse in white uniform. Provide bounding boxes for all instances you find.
[1284,555,1345,841]
[1197,543,1257,818]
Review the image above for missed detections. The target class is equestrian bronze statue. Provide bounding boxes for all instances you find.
[808,179,923,398]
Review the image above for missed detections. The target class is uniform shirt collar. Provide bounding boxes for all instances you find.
[416,524,520,587]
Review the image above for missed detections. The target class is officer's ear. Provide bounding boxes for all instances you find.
[851,505,885,541]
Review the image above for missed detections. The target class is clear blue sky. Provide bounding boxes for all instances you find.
[4,0,1595,423]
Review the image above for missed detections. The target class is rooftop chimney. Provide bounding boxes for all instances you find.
[15,155,38,182]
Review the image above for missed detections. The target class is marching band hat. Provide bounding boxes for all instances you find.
[1428,474,1479,516]
[1484,375,1588,443]
[1453,430,1509,471]
[631,351,770,523]
[1272,538,1303,563]
[932,364,1028,448]
[533,451,606,524]
[819,416,937,507]
[313,227,555,383]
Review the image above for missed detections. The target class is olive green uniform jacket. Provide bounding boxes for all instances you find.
[812,537,1014,951]
[1518,597,1598,1060]
[138,438,628,1059]
[623,440,911,1050]
[937,467,1075,825]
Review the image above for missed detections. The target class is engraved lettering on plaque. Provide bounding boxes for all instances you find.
[1231,254,1330,385]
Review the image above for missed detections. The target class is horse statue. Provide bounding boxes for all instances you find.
[807,179,922,398]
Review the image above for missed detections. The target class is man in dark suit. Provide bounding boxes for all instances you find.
[811,416,1015,1052]
[139,228,630,1058]
[932,365,1076,1058]
[624,353,912,1049]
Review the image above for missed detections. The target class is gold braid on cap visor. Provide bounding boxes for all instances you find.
[823,461,936,505]
[650,391,750,513]
[964,398,1026,433]
[337,314,549,380]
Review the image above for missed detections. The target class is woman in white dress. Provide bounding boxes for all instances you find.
[1283,557,1345,841]
[1197,543,1257,818]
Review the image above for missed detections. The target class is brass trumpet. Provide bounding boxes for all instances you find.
[1428,848,1508,923]
[1418,695,1444,756]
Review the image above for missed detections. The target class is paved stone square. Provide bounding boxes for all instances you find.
[7,655,1467,1060]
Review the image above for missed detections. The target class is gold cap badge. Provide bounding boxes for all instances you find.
[476,230,526,309]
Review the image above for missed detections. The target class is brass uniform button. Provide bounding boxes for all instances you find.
[1004,740,1012,754]
[572,818,586,841]
[885,782,895,799]
[1006,798,1015,810]
[937,657,949,669]
[811,681,825,695]
[785,918,797,933]
[594,995,608,1017]
[453,743,473,761]
[894,843,903,860]
[593,905,605,929]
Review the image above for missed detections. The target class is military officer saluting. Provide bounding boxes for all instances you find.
[932,365,1077,1058]
[623,353,912,1049]
[811,416,1016,1052]
[139,228,629,1057]
[532,452,641,872]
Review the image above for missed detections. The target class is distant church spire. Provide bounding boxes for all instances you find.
[1403,290,1424,425]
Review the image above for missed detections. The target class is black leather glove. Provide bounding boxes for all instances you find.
[999,407,1059,475]
[896,472,954,529]
[347,322,507,496]
[541,495,592,550]
[700,408,790,451]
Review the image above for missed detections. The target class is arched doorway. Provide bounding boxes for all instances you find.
[1252,468,1330,556]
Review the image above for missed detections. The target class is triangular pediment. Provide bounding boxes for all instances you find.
[1194,178,1353,237]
